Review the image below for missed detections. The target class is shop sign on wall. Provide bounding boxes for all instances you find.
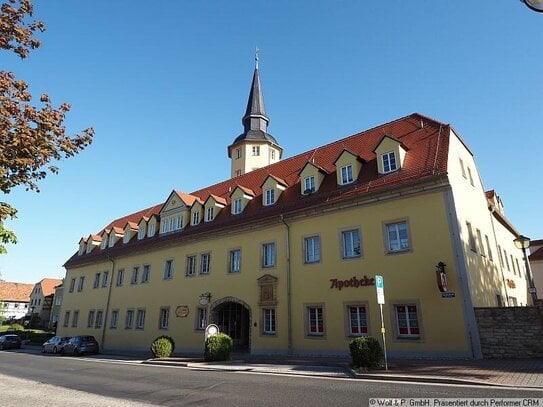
[330,276,375,290]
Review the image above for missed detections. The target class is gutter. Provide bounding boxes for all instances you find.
[100,255,116,350]
[280,214,293,354]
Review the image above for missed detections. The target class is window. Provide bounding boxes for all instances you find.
[236,148,242,159]
[101,237,107,250]
[466,222,477,252]
[164,260,174,279]
[262,308,276,334]
[307,306,324,335]
[510,255,516,275]
[141,265,150,283]
[136,309,145,329]
[395,304,420,338]
[71,310,79,328]
[348,305,368,336]
[467,167,474,186]
[386,221,410,252]
[340,165,353,185]
[497,245,504,267]
[252,146,260,156]
[206,207,214,222]
[93,273,101,288]
[303,176,315,194]
[342,229,361,258]
[485,235,493,261]
[125,310,134,329]
[102,271,109,287]
[110,310,119,329]
[271,150,276,160]
[123,232,130,244]
[186,255,196,276]
[229,249,241,273]
[148,223,155,237]
[175,215,183,230]
[116,269,125,286]
[235,169,242,177]
[131,266,139,284]
[95,310,103,328]
[265,189,275,206]
[138,225,146,240]
[459,158,466,178]
[77,276,85,292]
[476,229,485,256]
[197,308,207,330]
[232,198,242,215]
[159,308,169,330]
[304,236,321,264]
[504,250,510,271]
[382,152,397,173]
[87,310,95,328]
[69,278,76,293]
[200,253,211,274]
[262,243,276,268]
[63,311,70,327]
[55,296,62,306]
[515,258,522,278]
[192,211,200,225]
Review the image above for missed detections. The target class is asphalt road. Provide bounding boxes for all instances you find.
[1,349,542,407]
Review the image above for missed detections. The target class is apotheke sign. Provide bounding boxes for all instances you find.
[330,276,375,290]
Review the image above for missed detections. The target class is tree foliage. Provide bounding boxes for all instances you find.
[0,0,94,253]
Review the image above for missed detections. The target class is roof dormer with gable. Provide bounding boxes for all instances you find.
[333,149,365,186]
[109,226,124,248]
[78,237,87,256]
[190,198,204,226]
[204,194,227,222]
[373,134,408,175]
[123,222,138,244]
[99,230,109,250]
[85,235,101,254]
[299,161,329,195]
[230,185,255,215]
[137,217,148,240]
[159,190,198,235]
[227,56,283,178]
[261,174,288,207]
[147,214,159,238]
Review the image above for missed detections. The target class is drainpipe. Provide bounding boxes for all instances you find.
[280,214,293,354]
[101,255,116,350]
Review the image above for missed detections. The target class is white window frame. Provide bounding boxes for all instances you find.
[196,307,207,330]
[252,145,260,156]
[192,211,200,225]
[87,310,95,328]
[232,198,242,215]
[69,278,75,293]
[63,311,70,327]
[164,259,174,280]
[347,305,368,336]
[77,276,85,292]
[385,221,410,253]
[265,189,275,206]
[466,222,477,252]
[303,176,315,194]
[394,304,420,338]
[93,273,101,289]
[101,238,107,250]
[206,207,214,222]
[186,255,196,276]
[110,310,119,329]
[95,310,103,329]
[200,253,211,275]
[341,229,361,258]
[136,309,146,330]
[382,151,398,173]
[138,225,146,240]
[229,249,241,273]
[307,306,324,336]
[236,148,242,159]
[262,308,276,335]
[304,236,321,264]
[71,310,79,328]
[159,308,169,330]
[148,223,156,237]
[340,165,354,185]
[262,243,276,268]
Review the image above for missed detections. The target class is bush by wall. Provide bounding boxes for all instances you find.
[150,335,175,358]
[204,333,233,362]
[349,336,384,369]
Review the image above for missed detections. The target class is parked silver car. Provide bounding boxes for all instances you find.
[42,336,71,354]
[62,335,99,356]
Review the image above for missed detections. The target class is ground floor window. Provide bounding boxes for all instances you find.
[307,305,324,336]
[95,310,103,329]
[110,310,119,329]
[394,304,420,338]
[348,305,367,336]
[136,309,146,329]
[159,307,169,330]
[262,308,276,335]
[71,310,79,328]
[196,307,207,330]
[63,311,70,327]
[87,310,95,328]
[125,309,134,329]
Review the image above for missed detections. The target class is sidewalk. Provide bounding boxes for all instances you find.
[143,354,543,389]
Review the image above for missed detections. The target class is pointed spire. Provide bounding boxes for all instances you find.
[242,51,269,133]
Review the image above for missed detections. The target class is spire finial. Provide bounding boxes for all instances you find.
[255,47,259,69]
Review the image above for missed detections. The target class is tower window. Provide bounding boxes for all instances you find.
[252,146,260,156]
[236,148,242,159]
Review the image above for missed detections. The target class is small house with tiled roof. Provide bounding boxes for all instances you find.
[59,61,531,359]
[529,239,543,300]
[0,281,33,321]
[28,278,63,329]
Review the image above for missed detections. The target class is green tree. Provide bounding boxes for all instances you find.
[0,0,94,253]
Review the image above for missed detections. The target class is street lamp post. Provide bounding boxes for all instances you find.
[513,235,538,305]
[522,0,543,12]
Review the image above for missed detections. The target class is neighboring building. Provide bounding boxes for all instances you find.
[28,278,63,329]
[59,63,531,359]
[529,239,543,300]
[49,282,64,330]
[0,281,33,321]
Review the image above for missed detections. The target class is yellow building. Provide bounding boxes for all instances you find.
[59,64,531,359]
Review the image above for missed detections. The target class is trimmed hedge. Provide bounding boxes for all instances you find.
[349,336,384,369]
[204,333,233,362]
[150,335,175,358]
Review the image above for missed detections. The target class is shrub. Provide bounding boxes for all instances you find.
[204,333,233,362]
[9,323,24,332]
[349,336,383,370]
[150,335,175,358]
[28,332,54,345]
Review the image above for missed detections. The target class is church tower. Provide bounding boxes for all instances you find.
[228,54,283,178]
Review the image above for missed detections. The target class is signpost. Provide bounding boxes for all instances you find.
[375,275,388,371]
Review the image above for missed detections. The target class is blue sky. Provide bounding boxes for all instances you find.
[1,1,541,284]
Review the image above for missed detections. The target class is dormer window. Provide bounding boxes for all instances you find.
[232,198,242,215]
[265,189,275,206]
[382,152,397,173]
[123,233,130,244]
[148,222,156,237]
[192,211,200,225]
[138,224,146,240]
[340,165,354,185]
[100,236,108,250]
[206,207,214,222]
[108,234,116,248]
[303,176,315,194]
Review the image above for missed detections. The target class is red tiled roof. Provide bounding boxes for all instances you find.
[66,113,451,267]
[0,281,34,302]
[39,278,63,297]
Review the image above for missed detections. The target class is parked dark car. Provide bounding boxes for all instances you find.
[61,335,99,356]
[0,334,22,350]
[42,336,71,354]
